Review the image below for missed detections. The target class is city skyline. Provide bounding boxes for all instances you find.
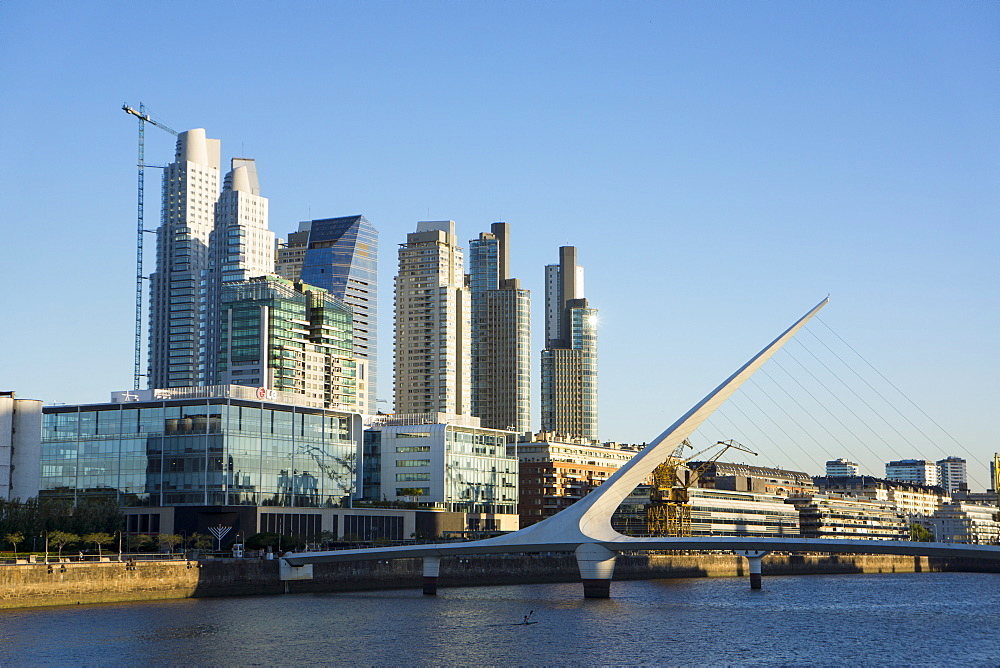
[1,3,996,483]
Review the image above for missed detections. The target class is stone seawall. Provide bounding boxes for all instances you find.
[0,553,995,610]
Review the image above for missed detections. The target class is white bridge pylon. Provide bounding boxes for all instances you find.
[285,297,1000,596]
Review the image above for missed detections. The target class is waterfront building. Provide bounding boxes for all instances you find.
[468,223,531,434]
[540,246,598,441]
[278,216,378,410]
[688,488,801,537]
[885,459,940,487]
[0,391,41,501]
[513,432,640,528]
[815,476,947,519]
[785,493,907,540]
[924,501,1000,544]
[217,276,366,412]
[691,461,817,497]
[40,387,377,538]
[826,458,860,477]
[394,221,471,417]
[936,456,967,493]
[148,129,222,389]
[364,414,519,532]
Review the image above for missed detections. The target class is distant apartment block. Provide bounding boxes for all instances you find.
[936,456,967,493]
[885,459,940,487]
[826,458,860,477]
[514,432,640,528]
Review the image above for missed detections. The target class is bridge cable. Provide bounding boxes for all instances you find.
[783,340,907,460]
[812,316,988,490]
[704,415,781,469]
[756,364,873,476]
[747,372,840,461]
[729,384,826,473]
[721,396,811,473]
[768,355,901,470]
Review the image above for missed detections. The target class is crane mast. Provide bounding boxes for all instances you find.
[122,104,177,390]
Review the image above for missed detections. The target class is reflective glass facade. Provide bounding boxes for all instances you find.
[41,399,362,508]
[297,216,378,411]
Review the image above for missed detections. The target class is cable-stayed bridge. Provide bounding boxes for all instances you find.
[284,297,1000,597]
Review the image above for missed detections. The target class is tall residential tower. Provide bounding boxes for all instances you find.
[540,246,598,441]
[394,221,471,416]
[148,129,221,389]
[468,223,531,434]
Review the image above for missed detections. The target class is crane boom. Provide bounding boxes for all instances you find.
[122,102,178,389]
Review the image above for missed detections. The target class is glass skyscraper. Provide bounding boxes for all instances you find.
[277,215,377,413]
[468,223,531,434]
[540,246,598,441]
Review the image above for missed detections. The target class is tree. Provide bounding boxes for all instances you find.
[82,532,114,558]
[4,532,24,556]
[48,531,78,559]
[188,533,213,552]
[157,534,183,554]
[910,523,934,542]
[130,534,153,552]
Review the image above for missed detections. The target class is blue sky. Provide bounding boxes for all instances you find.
[1,2,997,484]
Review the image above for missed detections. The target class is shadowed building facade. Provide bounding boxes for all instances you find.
[468,223,531,434]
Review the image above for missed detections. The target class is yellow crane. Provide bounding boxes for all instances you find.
[646,438,757,536]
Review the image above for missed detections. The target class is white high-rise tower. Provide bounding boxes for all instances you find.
[148,129,221,389]
[394,221,471,416]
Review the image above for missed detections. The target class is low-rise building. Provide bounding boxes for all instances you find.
[815,476,947,520]
[513,432,640,528]
[365,413,520,533]
[688,488,801,537]
[786,493,907,540]
[691,462,816,497]
[924,501,1000,545]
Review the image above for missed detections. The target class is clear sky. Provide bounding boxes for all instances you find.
[1,3,996,485]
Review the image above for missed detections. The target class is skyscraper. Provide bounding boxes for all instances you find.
[468,223,531,433]
[148,130,275,390]
[394,221,471,416]
[540,246,598,441]
[149,129,221,389]
[206,158,273,381]
[277,215,377,412]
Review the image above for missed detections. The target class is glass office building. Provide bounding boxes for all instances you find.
[41,389,363,509]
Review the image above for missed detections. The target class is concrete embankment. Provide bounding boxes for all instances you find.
[1,553,997,610]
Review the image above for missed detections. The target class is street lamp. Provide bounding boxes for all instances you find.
[40,531,49,564]
[179,530,188,558]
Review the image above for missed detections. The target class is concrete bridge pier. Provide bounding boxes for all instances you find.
[576,543,617,598]
[736,550,770,590]
[422,556,441,595]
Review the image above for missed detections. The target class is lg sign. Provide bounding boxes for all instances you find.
[256,387,278,401]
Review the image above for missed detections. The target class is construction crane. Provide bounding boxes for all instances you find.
[122,103,177,390]
[646,438,757,537]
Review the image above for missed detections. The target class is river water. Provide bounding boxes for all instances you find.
[1,572,997,666]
